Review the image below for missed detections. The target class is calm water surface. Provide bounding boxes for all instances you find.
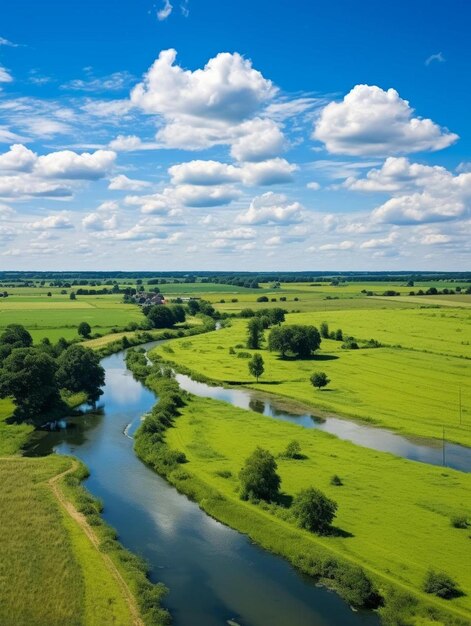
[26,346,379,626]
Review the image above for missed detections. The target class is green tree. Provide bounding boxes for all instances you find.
[310,371,330,390]
[77,321,92,338]
[56,345,105,404]
[239,447,281,502]
[246,317,264,349]
[170,304,186,324]
[0,348,60,418]
[292,487,337,533]
[69,292,76,300]
[248,354,264,382]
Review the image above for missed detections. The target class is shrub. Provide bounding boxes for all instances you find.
[450,514,469,529]
[256,296,269,302]
[423,570,462,599]
[330,474,343,486]
[292,487,337,534]
[282,440,302,459]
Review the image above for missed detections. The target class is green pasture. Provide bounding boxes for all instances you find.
[154,316,471,446]
[165,394,471,622]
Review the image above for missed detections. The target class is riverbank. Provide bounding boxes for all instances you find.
[131,348,471,626]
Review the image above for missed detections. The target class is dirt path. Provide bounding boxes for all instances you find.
[48,459,145,626]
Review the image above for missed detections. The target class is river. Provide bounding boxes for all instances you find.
[25,345,380,626]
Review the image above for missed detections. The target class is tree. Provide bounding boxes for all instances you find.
[320,322,329,339]
[69,292,76,300]
[78,321,92,338]
[248,354,264,382]
[56,345,105,404]
[423,570,461,599]
[310,371,330,390]
[239,447,281,502]
[0,348,60,418]
[292,487,337,533]
[246,318,264,349]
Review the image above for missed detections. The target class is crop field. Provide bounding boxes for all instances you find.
[154,313,471,446]
[0,294,144,342]
[165,394,471,622]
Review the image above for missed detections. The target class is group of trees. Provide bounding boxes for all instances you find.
[268,325,321,358]
[144,304,186,329]
[239,447,337,534]
[0,324,105,420]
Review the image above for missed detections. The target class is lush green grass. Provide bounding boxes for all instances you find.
[165,394,471,624]
[153,317,471,446]
[0,294,144,342]
[0,398,33,455]
[0,457,134,626]
[289,308,471,358]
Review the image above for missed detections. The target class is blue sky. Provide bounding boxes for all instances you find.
[0,0,469,270]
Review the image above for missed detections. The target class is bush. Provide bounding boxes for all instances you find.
[282,440,302,459]
[423,570,462,599]
[330,474,343,486]
[256,296,269,302]
[450,514,469,529]
[292,487,337,534]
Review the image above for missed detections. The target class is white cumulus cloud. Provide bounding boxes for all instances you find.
[314,84,458,156]
[236,192,304,225]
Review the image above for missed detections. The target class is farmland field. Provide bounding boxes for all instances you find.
[165,394,471,622]
[0,294,144,342]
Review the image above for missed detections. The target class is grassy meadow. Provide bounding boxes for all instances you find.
[164,394,471,624]
[0,453,136,626]
[154,311,471,446]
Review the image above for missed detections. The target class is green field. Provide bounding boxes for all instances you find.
[0,294,144,342]
[154,313,471,446]
[164,393,471,624]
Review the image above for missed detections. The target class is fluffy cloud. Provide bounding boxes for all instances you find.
[169,157,296,186]
[236,192,304,225]
[360,232,398,250]
[169,160,239,186]
[108,174,151,190]
[0,144,36,171]
[173,184,240,207]
[35,149,116,179]
[30,213,74,230]
[82,212,118,231]
[314,85,458,156]
[131,49,275,121]
[130,49,284,160]
[0,176,72,199]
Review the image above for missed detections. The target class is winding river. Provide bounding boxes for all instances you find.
[25,345,380,626]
